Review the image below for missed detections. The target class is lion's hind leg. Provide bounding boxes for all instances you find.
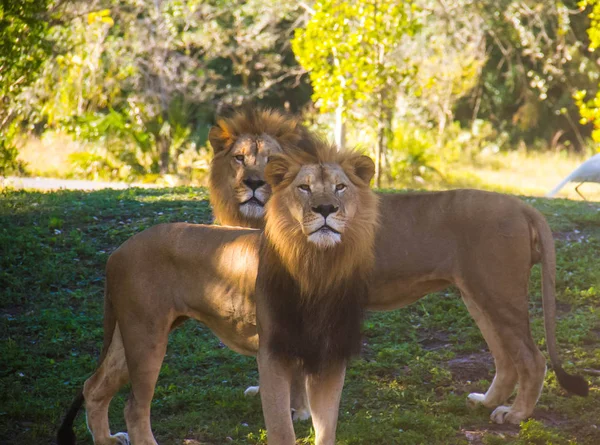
[120,313,170,445]
[83,324,130,445]
[461,295,518,411]
[461,283,546,425]
[291,369,311,421]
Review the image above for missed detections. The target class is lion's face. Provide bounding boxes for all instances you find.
[265,150,377,250]
[285,164,360,248]
[227,134,282,220]
[208,108,305,228]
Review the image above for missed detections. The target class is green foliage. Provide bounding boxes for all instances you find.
[1,189,599,444]
[3,1,311,180]
[574,0,600,146]
[292,0,420,116]
[0,0,53,102]
[0,0,55,173]
[455,0,598,149]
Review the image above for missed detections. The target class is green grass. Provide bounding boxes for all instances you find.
[1,187,599,444]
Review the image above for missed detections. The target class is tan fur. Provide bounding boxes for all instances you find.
[59,147,377,445]
[204,110,588,426]
[256,144,378,444]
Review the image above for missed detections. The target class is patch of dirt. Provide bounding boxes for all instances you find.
[553,230,589,243]
[418,330,452,351]
[447,350,494,384]
[460,407,598,444]
[460,423,519,445]
[1,305,23,318]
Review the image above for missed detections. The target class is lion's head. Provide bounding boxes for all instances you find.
[263,140,379,296]
[208,107,308,228]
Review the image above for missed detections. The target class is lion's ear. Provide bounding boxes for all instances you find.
[346,155,375,185]
[265,155,290,187]
[209,121,233,154]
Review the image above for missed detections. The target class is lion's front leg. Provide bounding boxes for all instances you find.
[306,362,346,445]
[257,347,295,445]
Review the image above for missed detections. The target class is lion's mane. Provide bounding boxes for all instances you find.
[258,141,379,373]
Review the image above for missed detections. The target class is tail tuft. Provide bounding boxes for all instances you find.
[56,391,84,445]
[57,424,77,445]
[556,368,589,397]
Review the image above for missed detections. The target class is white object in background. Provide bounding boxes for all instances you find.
[546,153,600,200]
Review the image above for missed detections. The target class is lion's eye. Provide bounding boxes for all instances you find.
[336,184,347,191]
[234,155,245,163]
[298,184,311,192]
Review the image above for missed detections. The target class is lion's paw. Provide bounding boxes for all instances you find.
[466,393,486,409]
[111,432,130,445]
[291,408,311,422]
[244,386,260,397]
[490,406,526,425]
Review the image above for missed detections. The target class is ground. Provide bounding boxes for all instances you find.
[0,186,599,444]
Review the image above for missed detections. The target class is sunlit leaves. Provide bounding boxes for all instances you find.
[292,0,420,116]
[575,0,600,146]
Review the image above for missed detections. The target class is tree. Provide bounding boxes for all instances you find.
[292,0,421,187]
[575,0,600,148]
[453,0,597,150]
[16,0,312,178]
[0,0,56,173]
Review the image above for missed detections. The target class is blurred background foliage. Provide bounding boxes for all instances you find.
[1,0,600,188]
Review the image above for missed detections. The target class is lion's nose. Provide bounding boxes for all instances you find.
[243,179,266,191]
[312,204,338,218]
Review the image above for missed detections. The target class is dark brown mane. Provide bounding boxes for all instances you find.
[257,241,369,374]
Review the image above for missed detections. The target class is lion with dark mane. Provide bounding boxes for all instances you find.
[205,107,588,426]
[256,144,379,445]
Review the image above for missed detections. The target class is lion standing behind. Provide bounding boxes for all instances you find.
[208,108,309,228]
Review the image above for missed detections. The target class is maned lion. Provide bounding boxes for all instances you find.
[208,107,309,228]
[56,140,377,445]
[206,107,588,425]
[256,146,378,445]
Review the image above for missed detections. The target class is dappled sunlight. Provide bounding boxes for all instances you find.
[211,233,260,293]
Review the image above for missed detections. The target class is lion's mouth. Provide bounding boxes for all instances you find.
[241,196,264,206]
[311,225,340,235]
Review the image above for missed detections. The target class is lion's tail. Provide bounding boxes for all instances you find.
[528,206,589,397]
[57,282,118,444]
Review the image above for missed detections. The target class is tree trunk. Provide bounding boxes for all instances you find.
[334,94,346,150]
[158,136,171,174]
[375,120,384,188]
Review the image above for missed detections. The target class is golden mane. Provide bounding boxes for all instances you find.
[263,140,380,298]
[208,107,306,154]
[258,140,379,374]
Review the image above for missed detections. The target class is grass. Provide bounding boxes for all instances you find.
[0,186,599,444]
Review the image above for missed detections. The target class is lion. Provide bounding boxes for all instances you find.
[205,107,588,426]
[56,140,377,445]
[256,146,378,445]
